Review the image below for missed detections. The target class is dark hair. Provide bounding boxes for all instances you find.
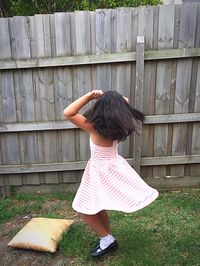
[84,90,145,141]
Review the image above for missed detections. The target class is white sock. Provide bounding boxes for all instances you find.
[100,234,115,250]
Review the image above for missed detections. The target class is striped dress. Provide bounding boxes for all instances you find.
[72,138,159,215]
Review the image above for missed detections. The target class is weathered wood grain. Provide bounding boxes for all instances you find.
[95,9,112,91]
[140,6,156,179]
[1,48,200,70]
[74,11,91,161]
[1,155,200,174]
[116,8,133,158]
[0,5,200,194]
[172,4,197,177]
[1,113,200,133]
[0,17,22,193]
[12,16,40,186]
[190,58,200,176]
[133,36,144,174]
[153,5,175,178]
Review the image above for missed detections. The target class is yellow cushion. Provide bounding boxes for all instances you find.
[7,217,73,253]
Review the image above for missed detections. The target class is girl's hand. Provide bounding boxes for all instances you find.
[87,90,103,100]
[123,96,129,103]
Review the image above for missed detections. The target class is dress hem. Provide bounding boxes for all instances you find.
[72,190,159,215]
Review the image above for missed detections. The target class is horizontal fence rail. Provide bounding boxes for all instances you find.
[1,155,200,175]
[0,113,200,132]
[0,48,199,70]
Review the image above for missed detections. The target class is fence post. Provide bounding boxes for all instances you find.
[133,36,144,174]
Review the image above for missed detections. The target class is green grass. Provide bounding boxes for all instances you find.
[0,196,43,222]
[1,188,200,266]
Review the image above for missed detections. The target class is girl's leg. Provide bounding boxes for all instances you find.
[79,213,109,237]
[79,212,118,257]
[97,210,111,234]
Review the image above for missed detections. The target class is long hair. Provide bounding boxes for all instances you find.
[84,90,145,141]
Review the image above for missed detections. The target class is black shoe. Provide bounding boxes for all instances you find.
[91,242,100,253]
[91,240,118,258]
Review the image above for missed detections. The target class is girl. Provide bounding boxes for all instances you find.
[63,90,159,258]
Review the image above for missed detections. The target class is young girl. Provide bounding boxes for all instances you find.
[63,90,159,258]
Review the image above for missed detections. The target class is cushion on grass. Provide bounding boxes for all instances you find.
[7,217,73,253]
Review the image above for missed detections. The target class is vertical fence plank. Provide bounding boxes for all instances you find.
[110,9,117,90]
[0,18,11,59]
[133,36,144,174]
[165,4,181,177]
[54,12,71,57]
[29,13,45,185]
[140,6,155,179]
[131,7,139,51]
[50,13,65,185]
[0,18,22,194]
[190,4,200,177]
[68,11,81,183]
[188,4,200,177]
[52,12,77,184]
[74,11,91,175]
[31,14,59,185]
[115,8,133,158]
[90,11,97,89]
[43,14,59,185]
[96,9,112,90]
[10,16,40,186]
[185,57,198,176]
[190,61,200,176]
[130,6,139,94]
[153,5,175,178]
[171,4,197,177]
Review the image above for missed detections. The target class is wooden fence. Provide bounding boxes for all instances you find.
[0,3,200,196]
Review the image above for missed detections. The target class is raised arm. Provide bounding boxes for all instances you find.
[63,90,103,132]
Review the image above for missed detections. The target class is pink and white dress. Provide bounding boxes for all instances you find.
[72,138,159,215]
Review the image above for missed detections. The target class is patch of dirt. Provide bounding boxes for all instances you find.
[0,200,79,266]
[0,214,117,266]
[0,216,84,266]
[42,200,77,218]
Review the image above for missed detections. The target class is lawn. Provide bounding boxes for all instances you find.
[0,188,199,266]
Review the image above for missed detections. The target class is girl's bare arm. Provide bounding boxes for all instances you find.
[63,90,103,132]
